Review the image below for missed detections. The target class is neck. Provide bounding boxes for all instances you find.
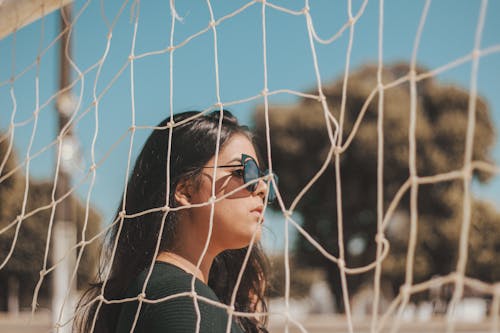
[160,211,222,283]
[156,250,215,284]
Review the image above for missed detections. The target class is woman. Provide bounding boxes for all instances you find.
[74,110,277,333]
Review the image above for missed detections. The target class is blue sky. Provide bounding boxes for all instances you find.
[0,0,499,253]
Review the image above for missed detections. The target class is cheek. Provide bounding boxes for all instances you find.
[214,199,247,222]
[213,200,262,243]
[192,198,261,250]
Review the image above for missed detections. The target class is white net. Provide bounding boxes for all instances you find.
[0,1,500,333]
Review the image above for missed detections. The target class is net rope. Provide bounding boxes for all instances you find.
[0,0,499,332]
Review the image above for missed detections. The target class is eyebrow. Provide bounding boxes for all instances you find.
[230,155,262,169]
[226,156,242,164]
[214,157,242,168]
[202,156,242,169]
[204,155,261,169]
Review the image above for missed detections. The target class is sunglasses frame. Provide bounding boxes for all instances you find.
[202,154,278,203]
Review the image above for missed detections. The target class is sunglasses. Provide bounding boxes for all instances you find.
[203,154,278,203]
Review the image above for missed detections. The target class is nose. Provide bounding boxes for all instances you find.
[253,176,269,201]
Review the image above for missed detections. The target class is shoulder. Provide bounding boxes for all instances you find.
[135,261,216,301]
[118,262,243,333]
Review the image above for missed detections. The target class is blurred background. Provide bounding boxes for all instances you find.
[0,0,499,332]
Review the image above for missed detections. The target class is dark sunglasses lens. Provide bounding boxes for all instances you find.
[267,174,278,203]
[243,158,278,203]
[243,158,260,191]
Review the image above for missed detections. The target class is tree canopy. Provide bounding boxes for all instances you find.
[254,63,498,311]
[0,135,101,311]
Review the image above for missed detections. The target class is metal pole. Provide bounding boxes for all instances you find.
[52,4,77,333]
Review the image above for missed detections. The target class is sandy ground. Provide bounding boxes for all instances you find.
[0,312,497,333]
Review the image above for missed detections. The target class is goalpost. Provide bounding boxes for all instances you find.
[0,1,499,333]
[1,2,75,333]
[0,0,72,40]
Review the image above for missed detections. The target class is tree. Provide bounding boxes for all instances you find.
[254,63,497,312]
[0,134,101,311]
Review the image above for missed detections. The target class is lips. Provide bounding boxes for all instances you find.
[250,205,265,224]
[251,206,264,215]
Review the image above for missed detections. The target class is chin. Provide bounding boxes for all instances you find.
[232,229,262,249]
[247,225,262,244]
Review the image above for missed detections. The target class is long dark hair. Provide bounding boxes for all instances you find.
[74,110,269,333]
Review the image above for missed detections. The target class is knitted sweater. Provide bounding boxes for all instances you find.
[115,261,245,333]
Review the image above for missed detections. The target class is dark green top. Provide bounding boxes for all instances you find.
[115,261,245,333]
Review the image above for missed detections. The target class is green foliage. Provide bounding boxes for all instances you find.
[254,63,498,311]
[0,135,101,310]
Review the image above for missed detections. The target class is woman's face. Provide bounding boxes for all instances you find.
[188,133,268,253]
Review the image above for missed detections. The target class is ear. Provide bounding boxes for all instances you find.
[174,179,193,207]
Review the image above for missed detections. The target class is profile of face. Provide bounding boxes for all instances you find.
[175,134,268,254]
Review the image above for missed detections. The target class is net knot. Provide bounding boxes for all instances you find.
[189,291,198,298]
[302,5,310,14]
[472,49,480,59]
[208,196,216,204]
[39,269,46,277]
[317,93,326,102]
[462,166,472,180]
[215,102,223,108]
[128,54,135,61]
[137,292,146,301]
[454,273,464,286]
[227,305,235,315]
[129,125,136,132]
[89,163,97,171]
[162,205,170,212]
[97,294,105,302]
[334,146,342,155]
[16,215,22,222]
[400,284,411,296]
[349,17,356,25]
[209,20,216,28]
[265,173,274,182]
[375,232,386,244]
[337,258,345,269]
[261,88,269,96]
[118,210,126,218]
